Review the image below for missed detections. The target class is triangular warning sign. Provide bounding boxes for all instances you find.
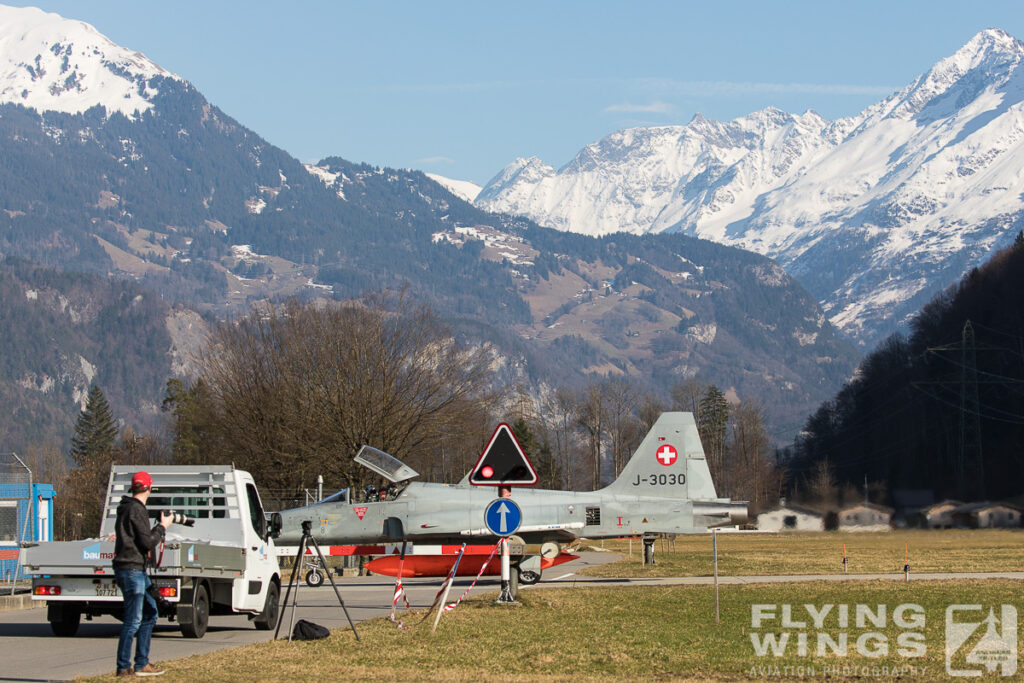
[468,423,538,486]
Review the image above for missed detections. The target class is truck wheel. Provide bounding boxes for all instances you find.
[48,604,81,637]
[304,568,324,588]
[180,584,209,639]
[253,581,279,631]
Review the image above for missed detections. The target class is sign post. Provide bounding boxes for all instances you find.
[470,423,536,604]
[484,498,522,603]
[713,528,720,624]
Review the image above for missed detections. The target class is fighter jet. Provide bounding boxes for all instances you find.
[270,412,747,583]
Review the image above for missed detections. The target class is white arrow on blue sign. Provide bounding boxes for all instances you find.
[484,498,522,536]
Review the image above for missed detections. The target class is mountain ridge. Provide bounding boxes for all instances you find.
[0,4,859,452]
[477,28,1024,348]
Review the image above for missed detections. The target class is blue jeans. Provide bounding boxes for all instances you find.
[114,569,158,672]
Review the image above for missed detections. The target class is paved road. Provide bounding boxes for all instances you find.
[2,555,1020,682]
[0,552,619,682]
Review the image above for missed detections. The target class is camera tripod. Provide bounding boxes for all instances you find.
[275,520,360,641]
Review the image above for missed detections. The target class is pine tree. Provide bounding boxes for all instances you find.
[162,378,212,464]
[70,385,118,466]
[698,385,730,485]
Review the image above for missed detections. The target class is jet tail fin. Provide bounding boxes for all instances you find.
[601,412,721,501]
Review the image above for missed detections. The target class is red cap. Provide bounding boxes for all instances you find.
[131,471,152,492]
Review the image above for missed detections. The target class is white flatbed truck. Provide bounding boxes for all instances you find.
[20,465,281,638]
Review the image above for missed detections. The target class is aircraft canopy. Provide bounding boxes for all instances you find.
[354,445,419,483]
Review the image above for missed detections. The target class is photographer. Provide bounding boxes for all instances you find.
[112,471,172,677]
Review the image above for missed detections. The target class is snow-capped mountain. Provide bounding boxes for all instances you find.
[0,3,860,451]
[0,5,180,118]
[478,29,1024,347]
[425,173,481,202]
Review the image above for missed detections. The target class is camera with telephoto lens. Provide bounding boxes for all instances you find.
[166,510,195,527]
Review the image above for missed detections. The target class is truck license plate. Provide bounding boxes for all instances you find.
[95,581,120,597]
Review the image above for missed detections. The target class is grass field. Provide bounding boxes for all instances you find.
[81,531,1023,681]
[580,529,1024,577]
[83,579,1021,682]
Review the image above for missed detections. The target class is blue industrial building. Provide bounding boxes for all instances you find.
[1,482,55,580]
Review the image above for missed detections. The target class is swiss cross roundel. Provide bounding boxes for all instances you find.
[655,444,678,466]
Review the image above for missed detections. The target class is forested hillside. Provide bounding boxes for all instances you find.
[0,257,177,450]
[788,235,1024,501]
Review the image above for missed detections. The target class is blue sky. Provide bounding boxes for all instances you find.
[16,1,1024,185]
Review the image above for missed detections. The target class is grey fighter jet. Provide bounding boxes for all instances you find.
[271,412,747,583]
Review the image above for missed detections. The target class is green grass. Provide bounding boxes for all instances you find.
[83,580,1021,682]
[580,529,1024,577]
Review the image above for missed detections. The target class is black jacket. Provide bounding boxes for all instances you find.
[113,496,166,571]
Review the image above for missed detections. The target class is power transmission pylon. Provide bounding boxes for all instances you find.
[959,321,984,499]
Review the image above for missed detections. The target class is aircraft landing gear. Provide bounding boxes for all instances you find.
[642,536,656,566]
[304,568,325,587]
[517,550,544,585]
[518,568,541,585]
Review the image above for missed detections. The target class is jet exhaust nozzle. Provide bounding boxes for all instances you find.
[693,501,749,526]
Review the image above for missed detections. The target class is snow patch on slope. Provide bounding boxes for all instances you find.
[304,163,347,199]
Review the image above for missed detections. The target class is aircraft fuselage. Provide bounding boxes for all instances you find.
[276,481,739,546]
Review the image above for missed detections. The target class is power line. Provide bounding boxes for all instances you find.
[911,382,1024,425]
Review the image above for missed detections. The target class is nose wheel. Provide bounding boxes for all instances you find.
[304,568,325,587]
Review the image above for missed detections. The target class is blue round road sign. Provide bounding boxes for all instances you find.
[484,498,522,536]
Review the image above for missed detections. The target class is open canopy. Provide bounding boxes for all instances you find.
[354,445,419,483]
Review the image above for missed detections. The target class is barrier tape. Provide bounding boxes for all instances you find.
[409,543,466,627]
[389,541,503,630]
[442,542,501,612]
[389,553,413,630]
[392,580,411,610]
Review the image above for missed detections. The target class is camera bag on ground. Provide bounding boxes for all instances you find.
[292,619,330,641]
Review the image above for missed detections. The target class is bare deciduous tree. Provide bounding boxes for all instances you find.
[602,377,642,478]
[807,458,839,507]
[636,392,667,431]
[576,383,607,489]
[195,293,500,493]
[542,387,579,489]
[671,378,706,419]
[724,400,781,513]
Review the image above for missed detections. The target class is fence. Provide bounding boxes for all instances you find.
[0,453,32,589]
[260,483,359,572]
